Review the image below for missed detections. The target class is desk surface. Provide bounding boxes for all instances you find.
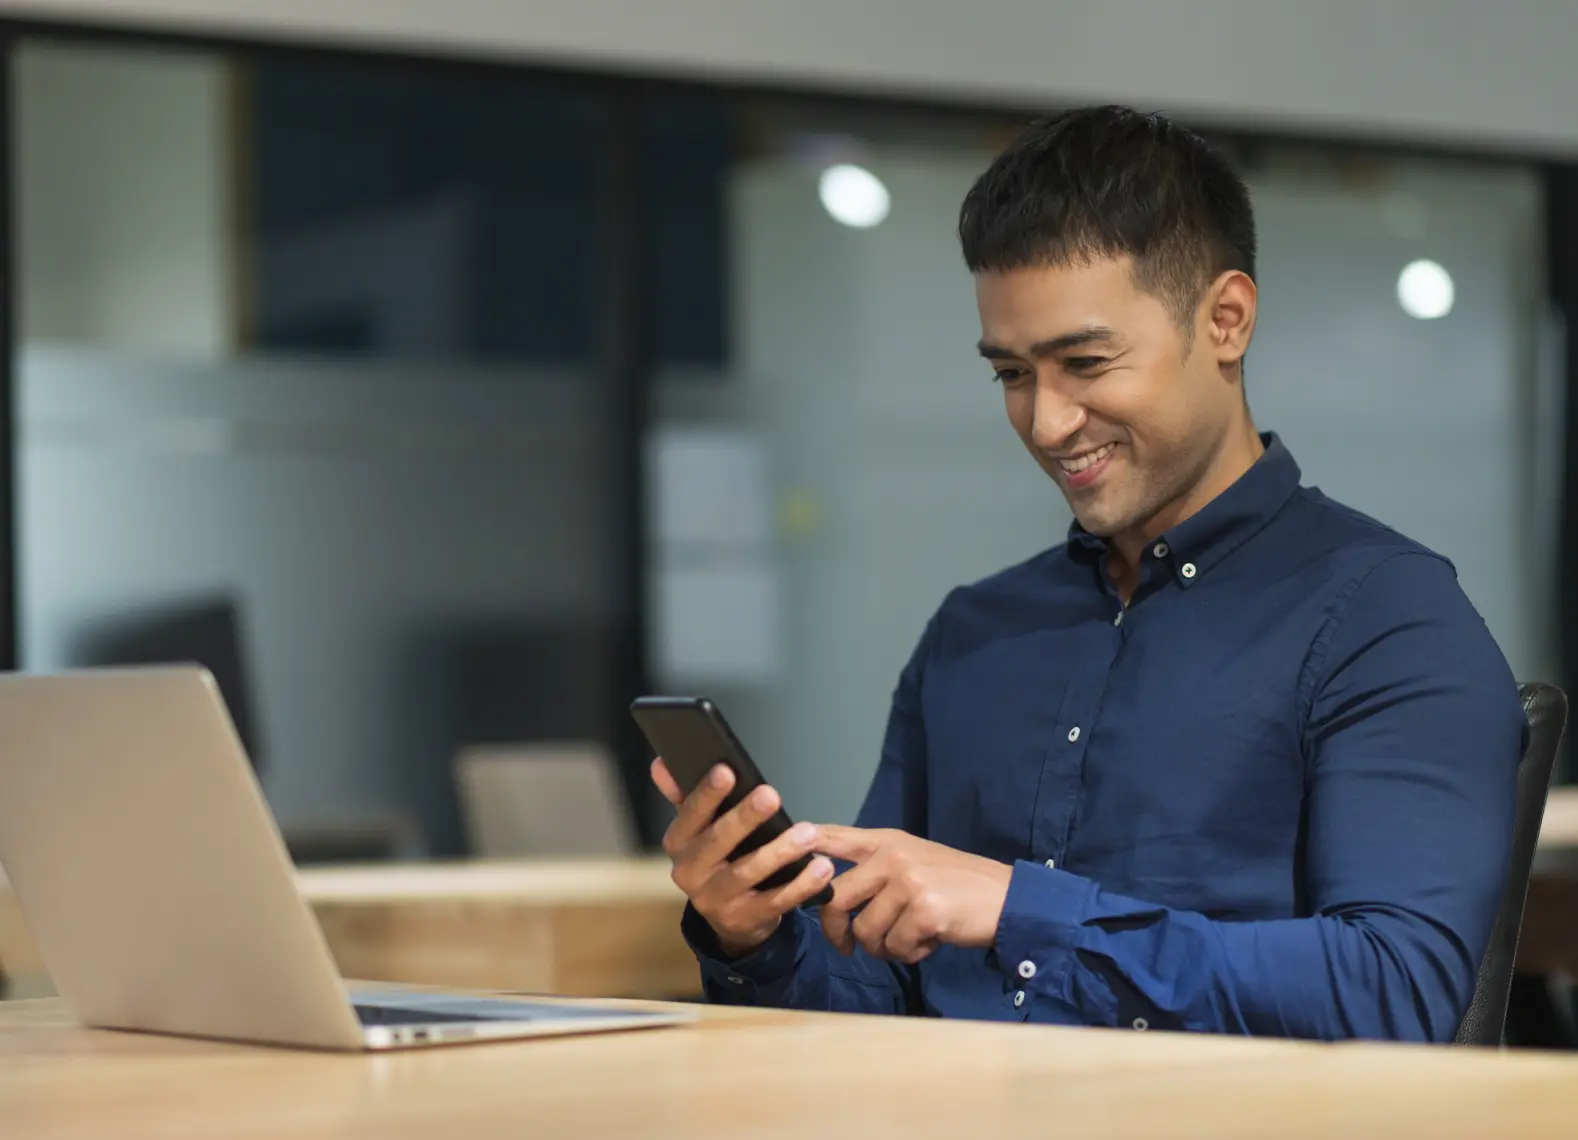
[299,856,681,902]
[3,998,1577,1139]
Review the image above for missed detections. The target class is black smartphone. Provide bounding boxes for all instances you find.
[630,695,834,907]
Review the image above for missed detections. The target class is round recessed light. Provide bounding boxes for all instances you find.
[818,163,890,229]
[1396,258,1454,320]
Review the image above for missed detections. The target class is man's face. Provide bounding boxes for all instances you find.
[975,256,1245,547]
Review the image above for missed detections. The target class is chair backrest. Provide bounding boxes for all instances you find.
[454,742,639,858]
[1454,682,1567,1045]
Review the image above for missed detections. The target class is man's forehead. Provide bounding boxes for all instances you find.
[974,261,1152,344]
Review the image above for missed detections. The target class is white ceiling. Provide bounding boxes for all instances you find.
[2,0,1575,157]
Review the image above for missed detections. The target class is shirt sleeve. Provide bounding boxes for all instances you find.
[680,610,945,1014]
[992,552,1525,1041]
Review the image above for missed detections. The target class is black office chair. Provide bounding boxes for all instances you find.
[1454,682,1567,1046]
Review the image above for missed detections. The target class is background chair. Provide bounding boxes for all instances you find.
[454,742,639,858]
[1454,682,1567,1045]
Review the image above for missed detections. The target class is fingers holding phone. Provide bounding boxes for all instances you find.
[634,698,836,953]
[652,758,834,957]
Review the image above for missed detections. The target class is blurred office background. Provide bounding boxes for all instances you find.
[0,2,1573,862]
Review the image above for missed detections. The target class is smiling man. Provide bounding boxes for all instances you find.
[652,106,1526,1041]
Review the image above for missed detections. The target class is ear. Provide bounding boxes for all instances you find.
[1202,270,1256,373]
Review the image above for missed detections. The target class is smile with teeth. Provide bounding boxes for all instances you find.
[1059,443,1115,474]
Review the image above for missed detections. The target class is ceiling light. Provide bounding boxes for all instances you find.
[818,164,890,229]
[1396,259,1454,320]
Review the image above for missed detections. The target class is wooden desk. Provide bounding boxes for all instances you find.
[303,859,695,998]
[3,998,1577,1139]
[1,858,695,1001]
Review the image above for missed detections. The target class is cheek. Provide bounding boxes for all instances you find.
[1093,367,1188,446]
[1003,387,1035,439]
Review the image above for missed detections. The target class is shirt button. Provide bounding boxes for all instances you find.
[1044,858,1056,870]
[1132,1017,1150,1031]
[1181,562,1197,579]
[1018,960,1037,980]
[1152,542,1169,558]
[726,976,745,985]
[1113,610,1124,627]
[1067,726,1081,743]
[1013,991,1026,1008]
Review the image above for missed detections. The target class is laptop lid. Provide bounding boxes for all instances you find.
[0,667,363,1049]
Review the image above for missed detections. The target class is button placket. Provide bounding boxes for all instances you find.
[1029,604,1119,871]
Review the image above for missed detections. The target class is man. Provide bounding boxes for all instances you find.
[651,105,1525,1041]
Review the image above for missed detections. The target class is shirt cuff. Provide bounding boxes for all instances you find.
[992,859,1098,998]
[682,903,804,1002]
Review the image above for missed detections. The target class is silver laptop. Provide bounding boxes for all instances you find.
[0,667,694,1050]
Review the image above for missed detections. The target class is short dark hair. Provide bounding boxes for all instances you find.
[959,106,1256,334]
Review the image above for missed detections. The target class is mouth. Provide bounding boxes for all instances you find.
[1056,442,1116,490]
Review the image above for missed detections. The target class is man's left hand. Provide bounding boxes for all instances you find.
[814,826,1013,963]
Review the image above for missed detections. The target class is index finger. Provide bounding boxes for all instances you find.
[668,763,736,848]
[819,858,887,955]
[815,824,882,864]
[650,757,684,806]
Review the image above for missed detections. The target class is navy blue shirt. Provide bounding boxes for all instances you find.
[683,435,1525,1041]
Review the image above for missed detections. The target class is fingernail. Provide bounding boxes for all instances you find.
[811,856,833,878]
[709,765,730,788]
[790,821,816,847]
[751,785,777,809]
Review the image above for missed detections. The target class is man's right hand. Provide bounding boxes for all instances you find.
[651,758,834,958]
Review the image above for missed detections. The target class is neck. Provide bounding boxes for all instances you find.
[1108,419,1264,601]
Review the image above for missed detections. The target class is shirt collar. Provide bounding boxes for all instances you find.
[1066,433,1301,588]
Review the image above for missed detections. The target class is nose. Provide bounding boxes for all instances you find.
[1030,378,1086,452]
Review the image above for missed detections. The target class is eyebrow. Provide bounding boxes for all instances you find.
[976,324,1120,360]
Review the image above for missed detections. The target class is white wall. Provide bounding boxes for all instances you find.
[15,40,235,355]
[4,1,1578,156]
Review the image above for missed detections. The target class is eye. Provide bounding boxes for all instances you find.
[991,366,1030,386]
[1064,356,1109,374]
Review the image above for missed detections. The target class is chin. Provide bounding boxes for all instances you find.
[1072,504,1138,541]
